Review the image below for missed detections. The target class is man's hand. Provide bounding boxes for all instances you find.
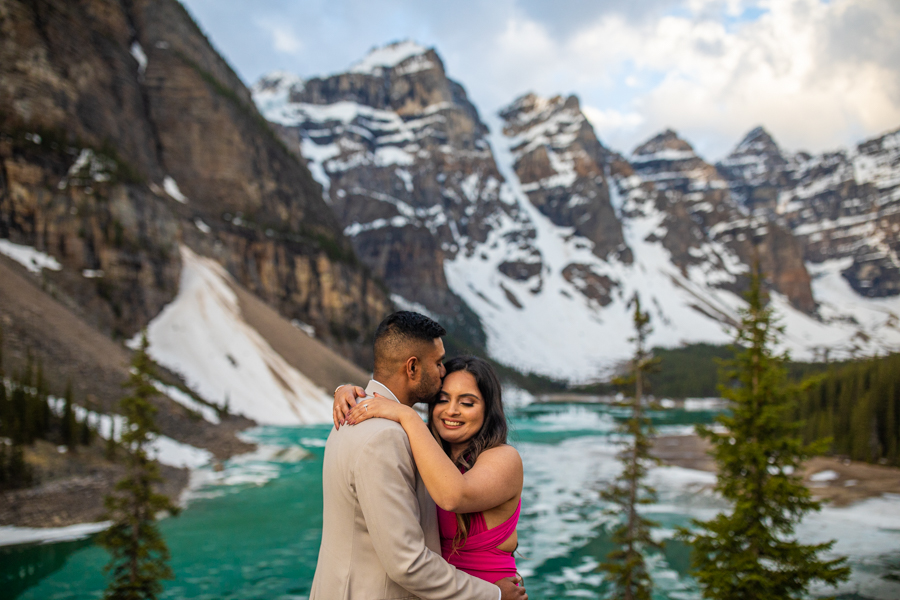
[333,385,366,429]
[496,575,526,600]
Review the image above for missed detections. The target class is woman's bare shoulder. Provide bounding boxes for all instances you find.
[477,444,523,469]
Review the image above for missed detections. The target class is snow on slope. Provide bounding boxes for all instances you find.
[142,246,332,425]
[445,145,738,381]
[0,239,62,273]
[349,40,432,75]
[444,121,900,382]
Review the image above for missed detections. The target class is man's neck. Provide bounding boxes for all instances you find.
[372,374,414,407]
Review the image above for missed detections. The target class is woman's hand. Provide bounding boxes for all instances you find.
[333,384,366,429]
[345,395,414,426]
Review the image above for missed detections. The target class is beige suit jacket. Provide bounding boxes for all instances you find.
[309,381,499,600]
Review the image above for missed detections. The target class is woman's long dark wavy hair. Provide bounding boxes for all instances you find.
[427,356,508,553]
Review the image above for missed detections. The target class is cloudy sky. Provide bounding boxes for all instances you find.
[180,0,899,161]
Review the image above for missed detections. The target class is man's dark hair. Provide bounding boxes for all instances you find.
[373,312,446,376]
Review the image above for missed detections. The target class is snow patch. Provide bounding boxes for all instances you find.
[0,522,110,548]
[130,41,147,75]
[0,239,62,273]
[349,41,430,75]
[809,470,840,482]
[141,246,333,425]
[163,176,188,203]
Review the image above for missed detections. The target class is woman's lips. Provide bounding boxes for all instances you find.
[441,419,463,429]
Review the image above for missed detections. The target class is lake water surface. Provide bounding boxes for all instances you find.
[6,403,900,599]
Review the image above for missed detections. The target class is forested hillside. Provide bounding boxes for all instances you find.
[799,353,900,466]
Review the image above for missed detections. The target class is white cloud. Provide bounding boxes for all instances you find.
[581,105,644,144]
[256,18,304,56]
[469,0,900,159]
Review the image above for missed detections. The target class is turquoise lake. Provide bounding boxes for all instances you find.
[5,402,900,599]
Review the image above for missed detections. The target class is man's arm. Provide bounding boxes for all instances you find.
[355,426,499,600]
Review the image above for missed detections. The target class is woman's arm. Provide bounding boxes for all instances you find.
[346,398,523,513]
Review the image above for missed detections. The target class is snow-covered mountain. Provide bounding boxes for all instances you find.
[253,41,534,348]
[254,42,900,382]
[718,126,900,298]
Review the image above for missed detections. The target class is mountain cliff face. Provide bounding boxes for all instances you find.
[0,0,396,522]
[0,0,389,364]
[253,41,536,347]
[500,93,629,265]
[629,129,815,313]
[718,126,900,299]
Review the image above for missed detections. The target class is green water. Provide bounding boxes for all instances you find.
[5,403,900,599]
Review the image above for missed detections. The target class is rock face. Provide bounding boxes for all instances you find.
[0,0,389,363]
[629,129,815,313]
[253,41,536,347]
[500,94,630,265]
[718,126,900,298]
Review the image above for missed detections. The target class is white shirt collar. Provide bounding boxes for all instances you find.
[365,379,401,403]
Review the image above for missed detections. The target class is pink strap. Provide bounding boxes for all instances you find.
[456,500,520,551]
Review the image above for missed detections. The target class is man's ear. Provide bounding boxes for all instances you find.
[406,355,419,382]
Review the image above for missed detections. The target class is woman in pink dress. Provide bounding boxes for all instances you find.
[336,356,523,583]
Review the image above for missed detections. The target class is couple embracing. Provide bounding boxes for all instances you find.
[310,311,528,600]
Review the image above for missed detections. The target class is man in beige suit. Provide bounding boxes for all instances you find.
[310,312,526,600]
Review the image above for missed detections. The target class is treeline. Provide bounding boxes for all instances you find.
[798,352,900,467]
[0,326,97,490]
[647,343,839,399]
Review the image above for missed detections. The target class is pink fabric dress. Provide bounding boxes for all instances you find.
[436,499,521,583]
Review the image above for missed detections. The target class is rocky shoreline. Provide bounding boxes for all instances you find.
[652,433,900,507]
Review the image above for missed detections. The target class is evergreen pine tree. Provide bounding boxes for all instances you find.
[5,443,33,488]
[80,412,94,446]
[682,266,850,600]
[61,381,77,451]
[106,418,117,461]
[0,356,7,438]
[98,332,178,600]
[599,294,661,600]
[0,442,6,486]
[35,361,50,437]
[9,377,27,444]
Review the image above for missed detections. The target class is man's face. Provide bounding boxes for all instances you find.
[411,338,446,403]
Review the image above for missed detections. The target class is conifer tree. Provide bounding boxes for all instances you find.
[35,361,50,437]
[61,381,77,450]
[0,326,7,436]
[682,266,850,600]
[599,294,661,600]
[106,418,118,460]
[98,332,179,600]
[80,412,94,446]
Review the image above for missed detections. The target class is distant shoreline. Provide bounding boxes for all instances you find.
[652,432,900,507]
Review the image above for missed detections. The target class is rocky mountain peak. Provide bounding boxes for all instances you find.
[632,128,695,157]
[714,123,900,299]
[348,40,434,75]
[284,40,471,123]
[253,43,531,348]
[630,129,721,193]
[734,126,780,154]
[716,126,790,208]
[499,92,628,262]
